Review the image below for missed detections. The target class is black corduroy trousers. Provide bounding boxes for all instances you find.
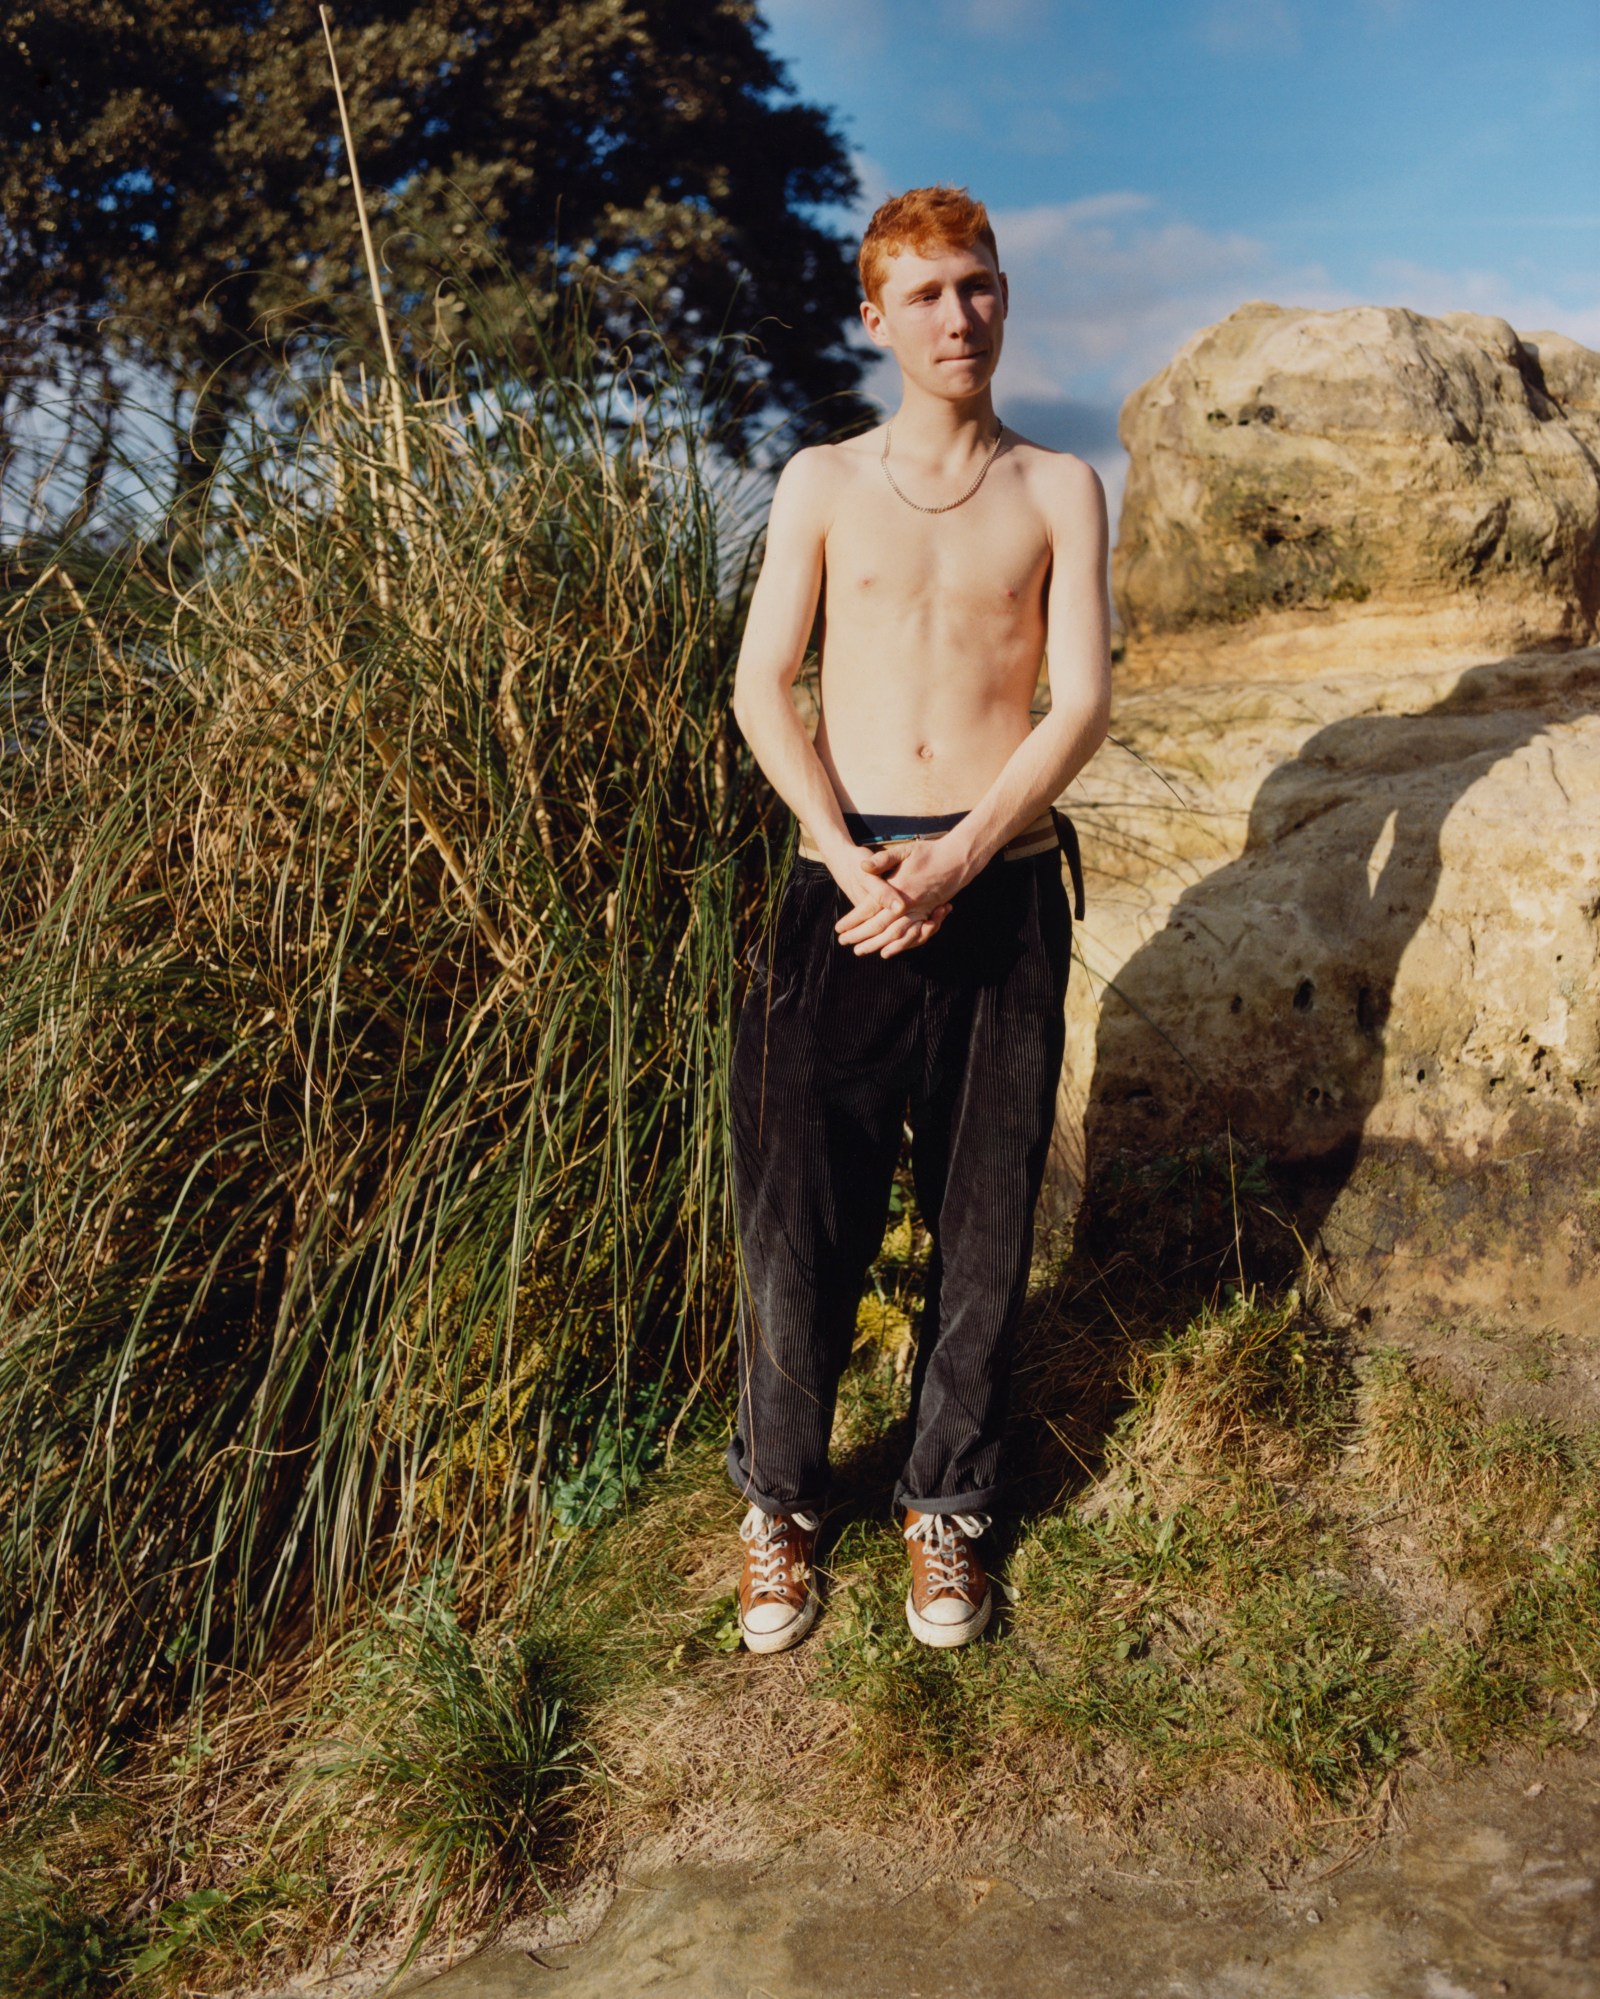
[726,846,1072,1519]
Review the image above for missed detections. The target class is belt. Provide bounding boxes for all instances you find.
[796,805,1085,919]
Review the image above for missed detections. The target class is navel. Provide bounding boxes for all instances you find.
[916,742,934,762]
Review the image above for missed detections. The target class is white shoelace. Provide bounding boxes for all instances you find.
[904,1511,991,1597]
[739,1504,819,1601]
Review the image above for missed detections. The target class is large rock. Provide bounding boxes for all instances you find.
[1054,645,1600,1310]
[1112,304,1600,679]
[1052,303,1600,1314]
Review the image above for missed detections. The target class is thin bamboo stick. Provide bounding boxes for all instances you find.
[318,7,416,511]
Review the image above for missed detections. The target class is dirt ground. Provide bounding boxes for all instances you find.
[247,1740,1598,1999]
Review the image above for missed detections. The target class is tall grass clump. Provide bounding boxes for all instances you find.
[0,309,775,1809]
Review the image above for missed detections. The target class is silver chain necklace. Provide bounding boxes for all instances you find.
[880,419,1006,514]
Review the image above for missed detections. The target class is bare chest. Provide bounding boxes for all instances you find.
[821,477,1052,633]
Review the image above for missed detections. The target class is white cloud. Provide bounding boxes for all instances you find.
[915,93,1078,157]
[970,194,1349,527]
[846,148,895,221]
[834,184,1600,535]
[1004,105,1080,158]
[989,193,1350,406]
[937,0,1052,32]
[1367,256,1600,347]
[846,189,1344,523]
[761,0,891,62]
[1015,191,1155,227]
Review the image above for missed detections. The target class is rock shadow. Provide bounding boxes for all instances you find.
[1009,648,1600,1513]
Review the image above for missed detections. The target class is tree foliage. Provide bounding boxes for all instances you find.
[1,0,868,450]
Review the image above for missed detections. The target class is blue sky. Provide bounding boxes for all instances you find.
[760,0,1600,509]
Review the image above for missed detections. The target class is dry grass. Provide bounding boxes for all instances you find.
[0,300,786,1990]
[522,1222,1599,1882]
[3,1174,1596,1992]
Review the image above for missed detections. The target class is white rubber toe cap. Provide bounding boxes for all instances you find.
[906,1587,992,1648]
[918,1595,978,1626]
[743,1601,800,1635]
[740,1591,819,1654]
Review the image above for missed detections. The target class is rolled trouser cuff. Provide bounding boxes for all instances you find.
[894,1478,1001,1520]
[726,1438,827,1522]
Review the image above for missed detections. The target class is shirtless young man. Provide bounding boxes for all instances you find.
[726,186,1112,1654]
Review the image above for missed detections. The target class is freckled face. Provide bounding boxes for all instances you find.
[861,243,1008,401]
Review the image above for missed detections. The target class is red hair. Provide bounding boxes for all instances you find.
[858,186,999,305]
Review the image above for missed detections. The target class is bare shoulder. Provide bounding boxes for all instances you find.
[1005,434,1106,526]
[780,431,880,489]
[770,434,874,529]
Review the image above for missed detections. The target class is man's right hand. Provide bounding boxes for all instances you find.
[826,846,952,958]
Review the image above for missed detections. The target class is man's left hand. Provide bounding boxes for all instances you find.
[834,837,976,956]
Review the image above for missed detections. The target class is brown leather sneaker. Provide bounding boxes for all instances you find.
[737,1504,821,1654]
[903,1509,993,1648]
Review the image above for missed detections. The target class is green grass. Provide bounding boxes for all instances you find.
[292,1570,582,1943]
[3,1211,1596,1991]
[1355,1349,1600,1759]
[0,1869,143,1999]
[506,1272,1597,1862]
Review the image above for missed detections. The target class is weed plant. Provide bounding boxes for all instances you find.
[291,1568,584,1942]
[1355,1351,1600,1758]
[0,1864,143,1998]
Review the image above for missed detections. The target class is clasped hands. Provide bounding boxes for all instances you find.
[829,836,973,958]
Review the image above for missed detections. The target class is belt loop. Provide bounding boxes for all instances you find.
[1050,806,1086,920]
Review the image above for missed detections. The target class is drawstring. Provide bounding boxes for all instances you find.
[1049,806,1086,920]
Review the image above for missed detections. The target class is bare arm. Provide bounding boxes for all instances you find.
[731,451,950,945]
[837,456,1111,947]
